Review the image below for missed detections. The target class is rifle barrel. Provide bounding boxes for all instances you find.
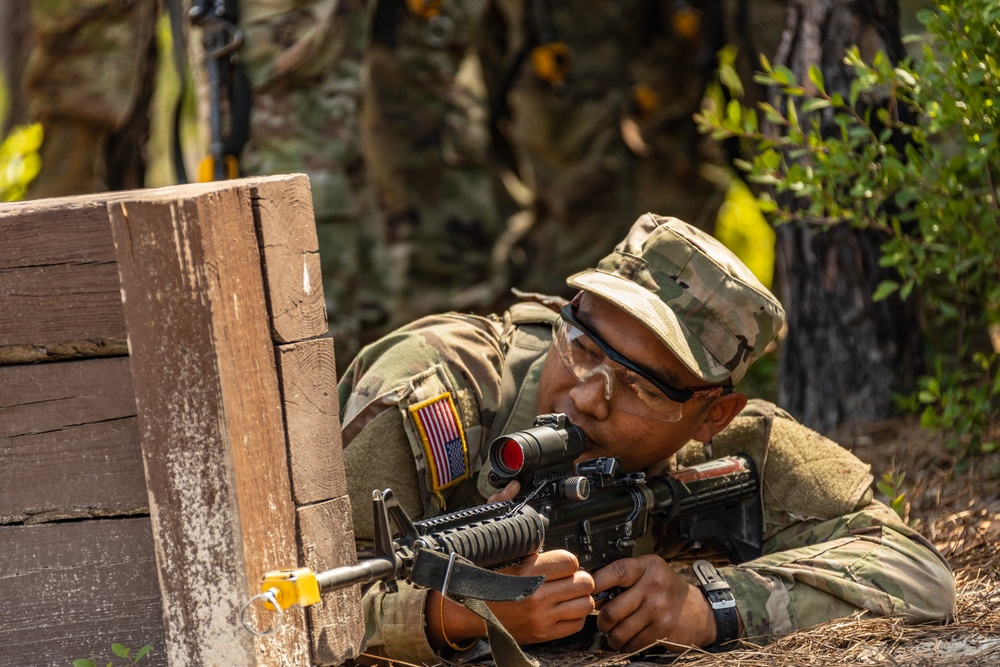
[316,558,395,595]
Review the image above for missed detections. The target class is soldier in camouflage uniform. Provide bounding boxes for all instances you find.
[483,0,727,303]
[361,0,505,328]
[22,0,159,198]
[338,213,955,663]
[229,0,386,365]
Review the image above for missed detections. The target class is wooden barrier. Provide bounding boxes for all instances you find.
[0,175,363,666]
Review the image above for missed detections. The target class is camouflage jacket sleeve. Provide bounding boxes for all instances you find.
[359,582,439,665]
[337,312,507,662]
[701,401,956,642]
[721,498,955,641]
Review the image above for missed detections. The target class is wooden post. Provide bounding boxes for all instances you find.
[110,181,307,666]
[250,175,363,664]
[109,175,363,666]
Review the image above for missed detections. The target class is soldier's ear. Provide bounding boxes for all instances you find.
[693,391,747,443]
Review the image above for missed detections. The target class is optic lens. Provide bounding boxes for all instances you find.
[498,439,525,473]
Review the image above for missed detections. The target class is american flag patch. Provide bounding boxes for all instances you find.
[409,392,469,493]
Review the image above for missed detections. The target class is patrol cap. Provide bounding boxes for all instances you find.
[566,213,785,384]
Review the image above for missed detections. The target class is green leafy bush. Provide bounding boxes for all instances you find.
[697,0,1000,458]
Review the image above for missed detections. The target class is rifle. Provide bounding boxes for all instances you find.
[188,0,251,182]
[252,413,762,619]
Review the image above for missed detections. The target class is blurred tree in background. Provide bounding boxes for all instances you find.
[700,0,1000,457]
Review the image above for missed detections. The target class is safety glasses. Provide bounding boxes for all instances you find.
[553,304,732,421]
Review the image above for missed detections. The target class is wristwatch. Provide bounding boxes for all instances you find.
[692,560,740,652]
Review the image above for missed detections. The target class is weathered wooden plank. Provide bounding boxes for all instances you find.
[250,174,327,344]
[109,184,310,667]
[0,175,322,358]
[0,196,127,352]
[0,194,122,269]
[0,517,166,667]
[0,356,135,438]
[297,496,364,666]
[0,356,146,524]
[275,338,347,504]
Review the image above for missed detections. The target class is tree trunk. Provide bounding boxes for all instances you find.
[0,1,33,135]
[104,6,160,191]
[762,0,923,434]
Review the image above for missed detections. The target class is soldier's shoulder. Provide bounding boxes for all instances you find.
[714,399,873,520]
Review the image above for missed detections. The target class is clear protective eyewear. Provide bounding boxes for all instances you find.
[552,304,732,422]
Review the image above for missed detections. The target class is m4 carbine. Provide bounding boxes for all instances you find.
[256,413,762,613]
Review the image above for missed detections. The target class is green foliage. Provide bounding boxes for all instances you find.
[0,123,42,202]
[72,643,152,667]
[876,468,910,522]
[697,0,1000,458]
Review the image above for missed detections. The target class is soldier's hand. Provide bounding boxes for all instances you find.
[592,555,718,652]
[486,480,520,503]
[491,549,596,644]
[430,549,595,648]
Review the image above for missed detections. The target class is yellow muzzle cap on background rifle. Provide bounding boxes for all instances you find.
[197,155,239,182]
[530,42,570,86]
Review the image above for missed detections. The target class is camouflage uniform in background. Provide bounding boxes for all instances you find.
[360,0,506,329]
[232,0,385,366]
[484,0,728,302]
[23,0,159,198]
[357,0,731,331]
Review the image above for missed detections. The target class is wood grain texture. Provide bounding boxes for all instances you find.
[275,338,347,504]
[0,356,146,524]
[297,496,364,666]
[0,518,166,667]
[250,174,328,344]
[110,185,309,667]
[0,195,127,350]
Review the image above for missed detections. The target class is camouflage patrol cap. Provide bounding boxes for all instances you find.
[566,213,785,384]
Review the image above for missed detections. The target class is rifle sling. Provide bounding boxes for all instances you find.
[410,548,542,602]
[410,549,542,667]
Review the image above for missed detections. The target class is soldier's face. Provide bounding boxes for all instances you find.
[535,292,719,472]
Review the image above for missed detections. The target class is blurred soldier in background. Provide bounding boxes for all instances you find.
[359,0,731,332]
[483,0,729,302]
[227,0,387,367]
[21,0,159,198]
[183,0,503,368]
[361,0,506,329]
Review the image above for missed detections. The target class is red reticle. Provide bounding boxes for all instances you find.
[499,440,524,473]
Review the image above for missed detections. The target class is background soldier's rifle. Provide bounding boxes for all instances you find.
[252,413,763,619]
[188,0,251,182]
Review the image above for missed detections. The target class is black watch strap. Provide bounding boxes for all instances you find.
[692,560,740,652]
